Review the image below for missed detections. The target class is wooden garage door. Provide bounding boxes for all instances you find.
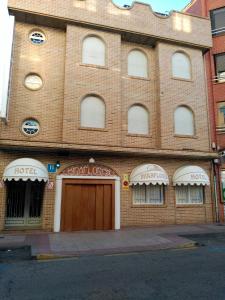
[61,179,115,231]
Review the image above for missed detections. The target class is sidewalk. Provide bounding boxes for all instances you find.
[1,224,225,259]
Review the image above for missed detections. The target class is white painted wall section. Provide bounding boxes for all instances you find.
[0,0,15,120]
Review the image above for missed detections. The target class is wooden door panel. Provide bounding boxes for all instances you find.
[61,180,115,232]
[63,184,74,231]
[72,184,82,231]
[95,185,104,230]
[103,185,112,230]
[85,185,96,230]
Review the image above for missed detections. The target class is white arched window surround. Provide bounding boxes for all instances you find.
[172,51,192,80]
[82,35,106,67]
[128,104,150,135]
[174,105,195,136]
[80,95,106,129]
[127,49,149,79]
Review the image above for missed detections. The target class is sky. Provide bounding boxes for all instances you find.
[113,0,191,13]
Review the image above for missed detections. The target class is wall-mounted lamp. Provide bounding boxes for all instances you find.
[55,161,61,169]
[89,158,95,164]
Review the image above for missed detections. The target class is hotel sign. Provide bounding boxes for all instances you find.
[14,167,38,175]
[61,164,117,177]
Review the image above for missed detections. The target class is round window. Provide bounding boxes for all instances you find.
[22,120,40,136]
[24,74,43,91]
[29,31,46,45]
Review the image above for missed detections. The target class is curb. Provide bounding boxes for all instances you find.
[35,254,76,261]
[35,241,199,261]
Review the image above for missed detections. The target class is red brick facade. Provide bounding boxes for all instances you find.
[185,0,225,222]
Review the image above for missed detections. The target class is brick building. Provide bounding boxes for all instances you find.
[0,0,217,232]
[184,0,225,222]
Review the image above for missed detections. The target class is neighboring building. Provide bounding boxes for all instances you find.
[0,0,216,232]
[184,0,225,222]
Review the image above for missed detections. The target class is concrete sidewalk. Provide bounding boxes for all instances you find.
[1,224,225,258]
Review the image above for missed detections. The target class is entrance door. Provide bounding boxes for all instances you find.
[5,180,45,228]
[61,179,115,231]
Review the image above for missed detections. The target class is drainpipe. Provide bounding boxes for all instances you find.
[212,160,220,223]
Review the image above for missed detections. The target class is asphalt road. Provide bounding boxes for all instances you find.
[1,234,225,300]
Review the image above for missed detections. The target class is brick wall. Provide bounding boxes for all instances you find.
[8,0,212,49]
[0,21,212,155]
[0,22,66,143]
[0,151,214,231]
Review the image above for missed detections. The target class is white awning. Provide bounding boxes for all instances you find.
[130,164,169,186]
[173,166,210,186]
[3,158,49,182]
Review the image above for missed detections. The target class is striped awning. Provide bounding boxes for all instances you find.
[173,166,210,186]
[130,164,169,186]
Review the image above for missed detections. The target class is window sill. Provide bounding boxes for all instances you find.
[79,63,108,70]
[124,75,150,81]
[126,133,152,138]
[79,126,108,132]
[132,204,167,208]
[212,32,225,37]
[171,76,193,83]
[176,204,204,208]
[174,134,198,139]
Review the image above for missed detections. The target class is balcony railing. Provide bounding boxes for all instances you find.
[212,27,225,35]
[212,74,225,83]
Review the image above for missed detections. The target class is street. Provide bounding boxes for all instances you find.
[1,234,225,300]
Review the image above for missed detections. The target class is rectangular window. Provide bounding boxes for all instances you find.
[210,7,225,35]
[176,186,204,205]
[217,102,225,130]
[133,184,164,205]
[214,53,225,82]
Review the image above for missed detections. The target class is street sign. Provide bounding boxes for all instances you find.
[48,164,57,173]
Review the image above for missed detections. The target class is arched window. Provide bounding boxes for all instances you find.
[172,52,191,80]
[128,50,148,78]
[128,105,149,134]
[82,36,106,66]
[81,96,105,128]
[174,106,194,136]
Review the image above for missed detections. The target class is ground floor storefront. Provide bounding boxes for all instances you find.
[0,150,215,232]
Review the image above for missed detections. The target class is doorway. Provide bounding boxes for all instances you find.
[5,180,45,228]
[61,179,115,231]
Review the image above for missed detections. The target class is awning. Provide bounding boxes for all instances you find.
[3,158,49,182]
[130,164,169,186]
[173,166,210,186]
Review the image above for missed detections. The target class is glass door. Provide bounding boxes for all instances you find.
[5,180,45,228]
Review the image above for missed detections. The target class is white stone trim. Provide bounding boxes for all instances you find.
[54,175,120,232]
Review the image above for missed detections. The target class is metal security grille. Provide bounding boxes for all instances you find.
[5,180,45,228]
[6,181,26,218]
[29,181,44,218]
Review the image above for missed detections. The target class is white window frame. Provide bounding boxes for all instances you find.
[80,96,106,129]
[172,52,191,80]
[128,105,149,135]
[127,50,148,78]
[82,36,106,67]
[175,185,204,205]
[174,106,195,136]
[29,31,46,45]
[133,184,164,205]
